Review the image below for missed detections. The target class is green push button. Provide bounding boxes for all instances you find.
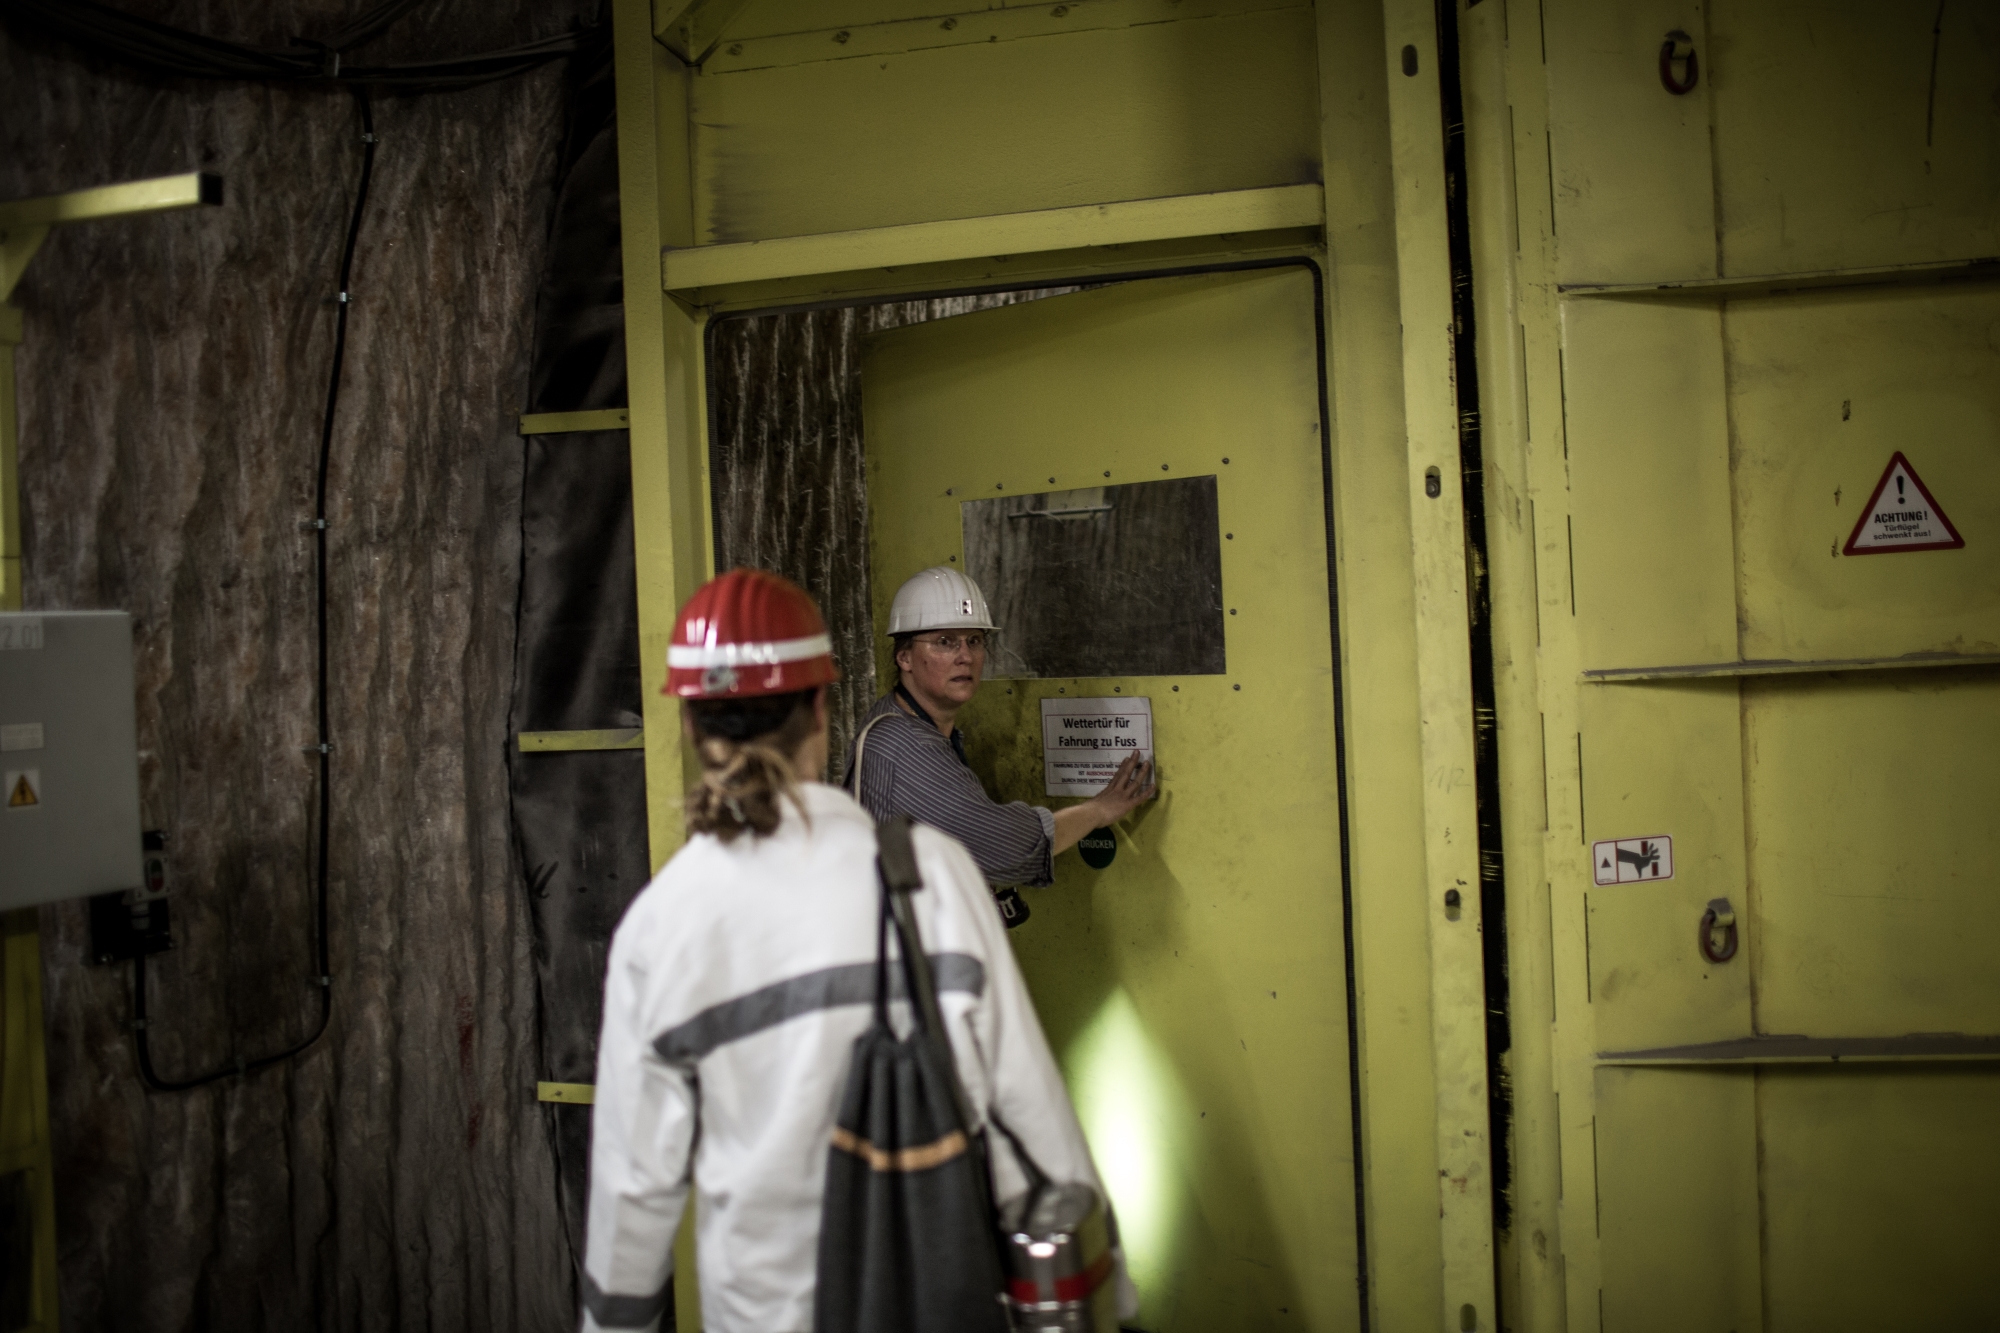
[1078,828,1117,869]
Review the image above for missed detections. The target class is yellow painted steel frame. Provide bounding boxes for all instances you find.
[611,5,712,1320]
[0,170,218,1333]
[610,2,1492,1327]
[1,274,59,1333]
[1457,3,2000,1327]
[1378,2,1500,1329]
[1453,5,1565,1330]
[614,0,712,877]
[1,303,22,610]
[0,910,57,1333]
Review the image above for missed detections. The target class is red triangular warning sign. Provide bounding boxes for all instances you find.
[1843,452,1964,555]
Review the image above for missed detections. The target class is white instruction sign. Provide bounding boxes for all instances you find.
[0,723,43,752]
[1592,835,1673,885]
[0,617,44,651]
[1040,696,1151,797]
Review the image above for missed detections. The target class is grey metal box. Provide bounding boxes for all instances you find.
[0,612,142,908]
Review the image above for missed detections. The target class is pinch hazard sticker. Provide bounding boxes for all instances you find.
[1593,835,1672,884]
[1844,452,1964,555]
[6,769,41,809]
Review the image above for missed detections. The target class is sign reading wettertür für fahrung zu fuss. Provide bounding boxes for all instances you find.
[1040,696,1152,797]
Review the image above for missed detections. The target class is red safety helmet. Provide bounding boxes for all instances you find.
[665,568,840,699]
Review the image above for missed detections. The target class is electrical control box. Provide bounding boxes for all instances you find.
[0,612,142,909]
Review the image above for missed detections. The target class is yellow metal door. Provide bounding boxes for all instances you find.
[1514,4,2000,1328]
[860,268,1359,1332]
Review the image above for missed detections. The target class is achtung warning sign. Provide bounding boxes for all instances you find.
[1844,452,1964,555]
[6,769,41,809]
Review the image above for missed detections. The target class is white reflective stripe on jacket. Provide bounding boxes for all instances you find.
[580,782,1131,1333]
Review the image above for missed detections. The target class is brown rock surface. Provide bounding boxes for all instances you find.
[1,4,594,1327]
[709,291,1080,765]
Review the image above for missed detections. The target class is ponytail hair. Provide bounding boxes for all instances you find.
[683,687,821,843]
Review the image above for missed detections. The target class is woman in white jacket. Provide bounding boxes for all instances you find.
[580,569,1130,1333]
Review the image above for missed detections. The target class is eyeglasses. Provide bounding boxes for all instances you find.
[912,632,988,654]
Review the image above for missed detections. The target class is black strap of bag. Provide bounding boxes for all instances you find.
[877,815,1055,1197]
[876,819,1052,1189]
[876,815,979,1124]
[814,816,1011,1333]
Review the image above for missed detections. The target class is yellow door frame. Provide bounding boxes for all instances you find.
[1377,0,1504,1327]
[610,1,1505,1326]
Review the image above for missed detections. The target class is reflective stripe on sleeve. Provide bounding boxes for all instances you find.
[582,1273,671,1329]
[652,954,986,1064]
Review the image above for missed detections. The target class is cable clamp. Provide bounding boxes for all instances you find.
[361,132,377,144]
[317,975,332,987]
[298,518,329,532]
[130,1018,149,1030]
[337,291,351,304]
[303,742,334,755]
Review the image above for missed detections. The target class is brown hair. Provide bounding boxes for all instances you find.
[683,688,820,843]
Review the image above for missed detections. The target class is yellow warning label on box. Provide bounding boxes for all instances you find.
[6,769,41,808]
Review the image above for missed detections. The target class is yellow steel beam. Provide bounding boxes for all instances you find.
[1599,1033,2000,1065]
[619,10,713,1327]
[0,910,58,1332]
[0,171,221,232]
[1380,0,1498,1328]
[652,0,748,63]
[0,305,21,608]
[519,408,630,435]
[1560,254,2000,299]
[619,0,711,885]
[685,229,1323,315]
[1504,5,1608,1324]
[517,728,645,752]
[0,173,223,304]
[660,184,1326,293]
[537,1081,598,1103]
[0,228,48,307]
[0,911,58,1329]
[1458,0,1565,1326]
[619,0,678,866]
[1312,0,1452,1322]
[1583,651,2000,683]
[700,0,1297,74]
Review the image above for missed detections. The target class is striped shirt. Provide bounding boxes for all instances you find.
[842,691,1056,888]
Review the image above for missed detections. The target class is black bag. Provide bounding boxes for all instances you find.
[813,814,1011,1333]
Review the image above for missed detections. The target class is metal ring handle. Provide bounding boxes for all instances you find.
[1699,907,1738,963]
[1659,34,1700,95]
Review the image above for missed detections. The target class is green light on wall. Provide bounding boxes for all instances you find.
[1065,986,1192,1297]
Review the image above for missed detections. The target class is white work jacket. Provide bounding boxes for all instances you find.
[581,781,1130,1333]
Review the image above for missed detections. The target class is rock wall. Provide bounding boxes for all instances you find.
[1,3,595,1327]
[709,291,1079,766]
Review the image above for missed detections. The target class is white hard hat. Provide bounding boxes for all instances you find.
[888,566,998,635]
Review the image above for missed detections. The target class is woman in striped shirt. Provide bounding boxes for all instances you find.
[843,567,1155,924]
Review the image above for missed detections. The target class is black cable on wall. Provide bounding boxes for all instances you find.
[2,0,602,1090]
[134,90,376,1092]
[0,0,592,90]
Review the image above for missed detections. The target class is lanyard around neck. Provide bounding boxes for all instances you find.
[894,683,969,767]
